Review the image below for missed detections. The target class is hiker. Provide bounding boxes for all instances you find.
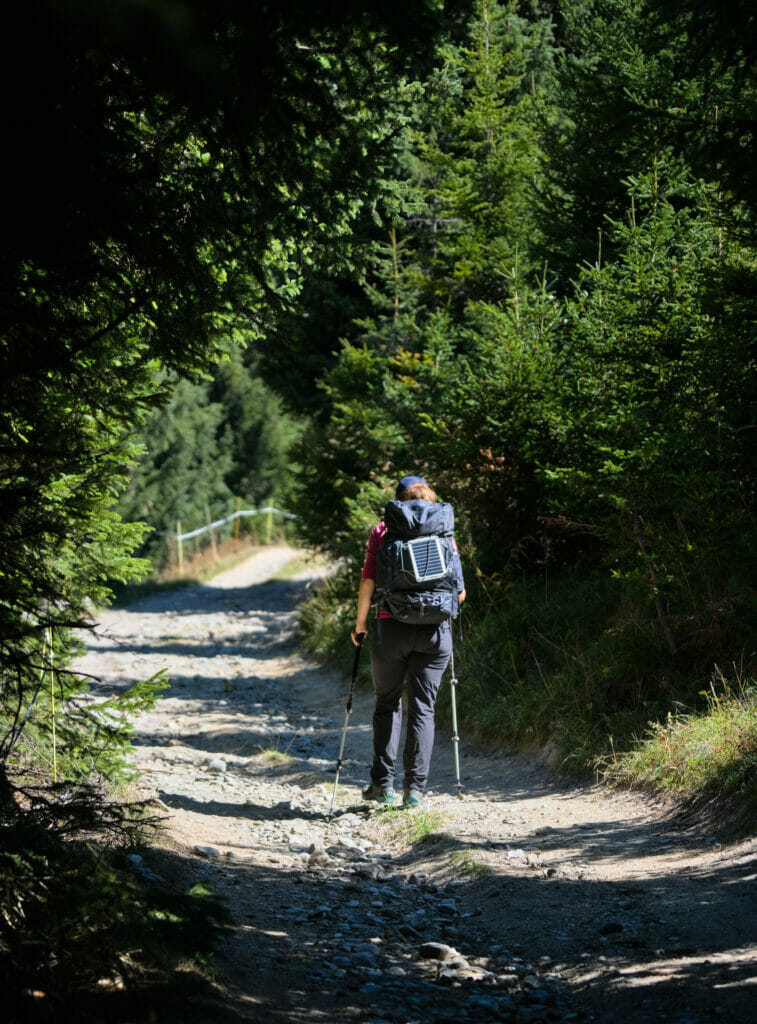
[351,475,466,808]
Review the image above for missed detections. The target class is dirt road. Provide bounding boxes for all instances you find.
[80,547,757,1023]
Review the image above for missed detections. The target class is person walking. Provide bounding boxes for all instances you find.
[351,475,466,807]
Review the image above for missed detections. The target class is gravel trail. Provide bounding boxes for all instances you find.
[79,547,757,1023]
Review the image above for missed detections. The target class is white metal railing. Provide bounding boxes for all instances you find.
[166,507,296,542]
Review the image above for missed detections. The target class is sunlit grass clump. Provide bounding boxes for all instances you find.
[612,669,757,801]
[257,745,295,766]
[451,849,493,878]
[383,806,449,847]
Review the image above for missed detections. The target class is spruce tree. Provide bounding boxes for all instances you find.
[117,378,234,559]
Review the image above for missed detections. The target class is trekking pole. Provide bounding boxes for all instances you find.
[449,649,463,798]
[328,632,365,818]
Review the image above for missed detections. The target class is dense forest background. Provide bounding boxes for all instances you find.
[281,0,757,780]
[1,0,756,1008]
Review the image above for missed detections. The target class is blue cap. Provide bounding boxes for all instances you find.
[396,475,426,498]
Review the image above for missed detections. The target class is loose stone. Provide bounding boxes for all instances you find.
[598,920,623,935]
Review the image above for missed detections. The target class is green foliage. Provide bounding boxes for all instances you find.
[1,3,449,1003]
[211,350,303,507]
[647,0,757,234]
[411,0,550,306]
[389,807,449,846]
[435,570,664,765]
[546,163,757,661]
[16,672,167,790]
[118,378,234,547]
[0,436,157,788]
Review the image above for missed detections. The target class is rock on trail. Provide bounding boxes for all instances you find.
[80,546,757,1023]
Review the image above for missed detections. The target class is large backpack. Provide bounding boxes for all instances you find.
[374,499,459,624]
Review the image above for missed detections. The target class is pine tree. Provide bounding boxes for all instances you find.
[291,2,558,561]
[412,0,550,309]
[117,378,234,553]
[548,155,757,660]
[211,350,303,507]
[647,0,757,233]
[538,0,691,277]
[117,350,303,563]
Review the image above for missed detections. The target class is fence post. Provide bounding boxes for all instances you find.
[234,497,241,546]
[266,499,274,545]
[48,627,58,784]
[205,504,218,561]
[177,520,184,576]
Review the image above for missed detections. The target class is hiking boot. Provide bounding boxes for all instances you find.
[402,790,422,808]
[362,782,395,805]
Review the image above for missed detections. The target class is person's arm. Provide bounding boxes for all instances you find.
[352,577,375,645]
[451,544,466,605]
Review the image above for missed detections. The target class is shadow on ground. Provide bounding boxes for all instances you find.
[31,822,754,1024]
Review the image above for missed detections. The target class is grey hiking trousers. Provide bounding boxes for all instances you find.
[369,617,452,795]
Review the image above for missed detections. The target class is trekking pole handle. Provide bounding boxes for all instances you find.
[351,631,365,673]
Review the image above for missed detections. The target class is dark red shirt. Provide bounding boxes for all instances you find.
[362,522,392,618]
[361,522,388,581]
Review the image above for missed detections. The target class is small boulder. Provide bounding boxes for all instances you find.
[193,845,221,859]
[419,941,459,962]
[307,849,332,868]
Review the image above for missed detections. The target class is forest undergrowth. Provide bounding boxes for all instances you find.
[0,747,228,1022]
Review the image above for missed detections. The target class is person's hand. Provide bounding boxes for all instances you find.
[458,588,467,604]
[351,627,367,646]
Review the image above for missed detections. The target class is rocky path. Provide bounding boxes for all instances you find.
[80,547,757,1023]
